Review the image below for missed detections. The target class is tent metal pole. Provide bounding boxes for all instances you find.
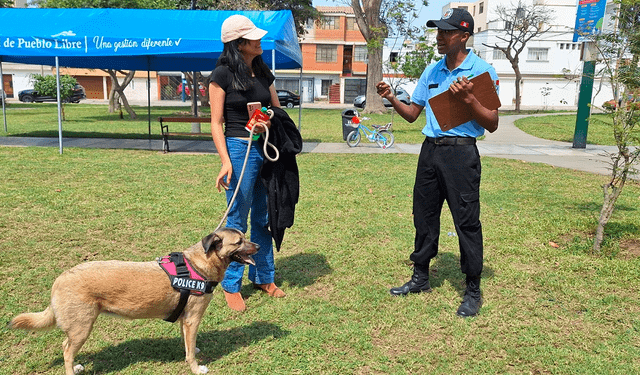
[55,56,63,155]
[192,71,198,118]
[298,68,302,131]
[272,50,276,78]
[1,61,7,133]
[147,64,151,137]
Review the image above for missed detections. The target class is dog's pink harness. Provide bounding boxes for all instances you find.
[158,252,217,322]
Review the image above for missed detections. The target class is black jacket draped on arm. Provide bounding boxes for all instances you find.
[260,107,303,251]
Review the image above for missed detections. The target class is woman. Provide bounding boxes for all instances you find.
[209,14,284,312]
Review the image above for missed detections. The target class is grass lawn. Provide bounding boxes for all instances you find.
[0,103,584,145]
[1,146,639,374]
[514,113,640,146]
[0,103,433,144]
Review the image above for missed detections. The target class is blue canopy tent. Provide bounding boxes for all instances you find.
[0,8,303,153]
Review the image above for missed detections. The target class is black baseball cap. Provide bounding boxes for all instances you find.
[427,8,474,35]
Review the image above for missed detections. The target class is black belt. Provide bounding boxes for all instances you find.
[425,136,476,145]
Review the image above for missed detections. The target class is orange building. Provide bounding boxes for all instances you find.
[276,6,368,105]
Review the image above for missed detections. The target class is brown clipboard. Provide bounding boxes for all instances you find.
[428,71,501,131]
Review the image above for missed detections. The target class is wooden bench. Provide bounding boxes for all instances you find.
[159,116,211,153]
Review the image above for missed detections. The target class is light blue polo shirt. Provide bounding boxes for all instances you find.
[412,50,499,138]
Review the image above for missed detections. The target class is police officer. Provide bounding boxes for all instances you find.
[377,8,499,317]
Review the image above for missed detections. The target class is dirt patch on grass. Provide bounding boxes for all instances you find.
[556,232,640,259]
[371,324,447,359]
[619,239,640,259]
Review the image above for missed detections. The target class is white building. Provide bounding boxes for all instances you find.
[383,0,615,110]
[461,0,613,109]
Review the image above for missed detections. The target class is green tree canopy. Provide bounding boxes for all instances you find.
[398,35,439,79]
[33,74,78,100]
[351,0,428,113]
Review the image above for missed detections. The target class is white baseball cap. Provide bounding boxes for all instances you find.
[221,15,268,43]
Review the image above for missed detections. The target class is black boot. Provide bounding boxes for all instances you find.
[456,276,482,317]
[389,263,432,296]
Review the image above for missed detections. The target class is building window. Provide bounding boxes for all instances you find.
[389,52,399,63]
[528,48,548,61]
[321,80,332,96]
[559,43,564,50]
[479,2,484,14]
[347,18,358,31]
[316,45,337,63]
[319,16,339,30]
[305,18,314,30]
[493,49,507,60]
[354,45,367,62]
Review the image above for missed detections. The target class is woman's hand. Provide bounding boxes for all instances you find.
[252,118,272,134]
[216,162,233,192]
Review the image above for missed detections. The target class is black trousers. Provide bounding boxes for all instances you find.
[410,138,483,277]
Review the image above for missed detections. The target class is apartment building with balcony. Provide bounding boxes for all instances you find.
[275,6,368,105]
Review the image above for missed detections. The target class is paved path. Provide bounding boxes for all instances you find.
[0,114,634,178]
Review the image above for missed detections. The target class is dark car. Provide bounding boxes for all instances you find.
[353,87,411,109]
[277,89,300,108]
[19,84,86,103]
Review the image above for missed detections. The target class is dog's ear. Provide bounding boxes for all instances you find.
[201,232,223,254]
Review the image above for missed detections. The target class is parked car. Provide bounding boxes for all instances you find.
[176,83,206,98]
[603,92,640,110]
[277,89,300,108]
[353,87,411,109]
[18,84,86,103]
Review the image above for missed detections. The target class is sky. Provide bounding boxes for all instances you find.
[311,0,466,28]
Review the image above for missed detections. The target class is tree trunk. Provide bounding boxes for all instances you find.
[200,74,210,108]
[513,67,522,113]
[106,70,137,119]
[118,91,136,120]
[365,45,386,113]
[351,0,387,114]
[594,181,624,252]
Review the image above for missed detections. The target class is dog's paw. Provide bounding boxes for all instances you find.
[73,364,85,374]
[198,365,209,373]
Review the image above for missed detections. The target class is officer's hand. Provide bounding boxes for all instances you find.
[376,81,393,100]
[449,76,475,104]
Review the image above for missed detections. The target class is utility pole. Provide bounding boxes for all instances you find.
[571,0,607,148]
[573,44,595,149]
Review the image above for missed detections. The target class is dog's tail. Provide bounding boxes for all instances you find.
[9,306,56,331]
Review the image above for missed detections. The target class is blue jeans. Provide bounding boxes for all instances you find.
[221,137,275,293]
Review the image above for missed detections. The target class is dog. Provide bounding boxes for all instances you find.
[9,227,258,375]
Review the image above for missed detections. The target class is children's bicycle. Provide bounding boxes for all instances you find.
[345,116,395,149]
